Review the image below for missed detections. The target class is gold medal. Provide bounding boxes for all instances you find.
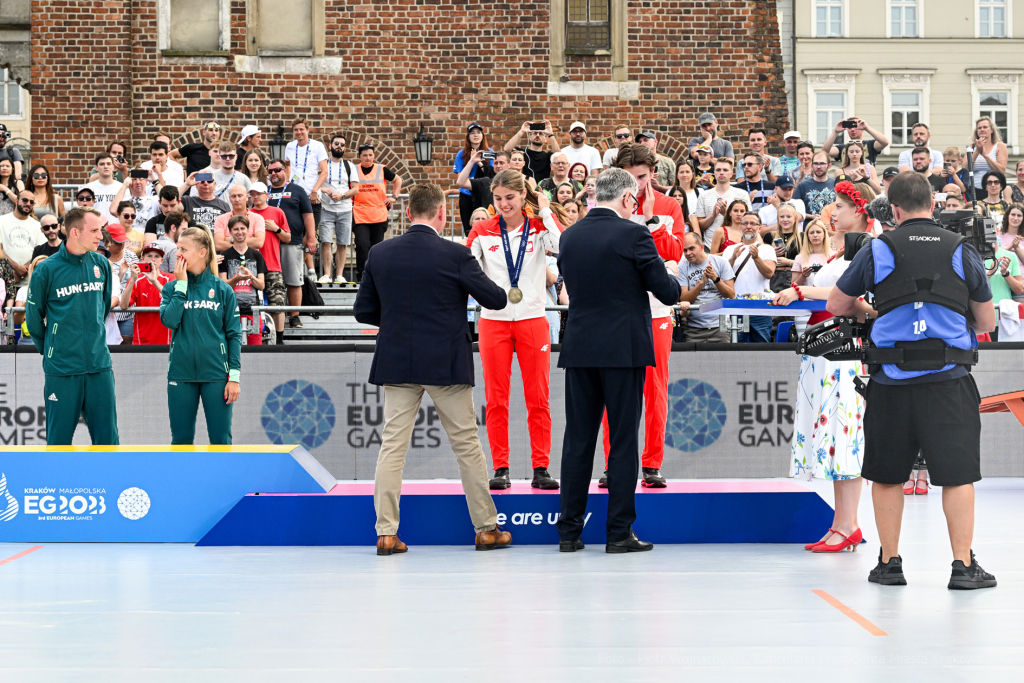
[508,287,523,304]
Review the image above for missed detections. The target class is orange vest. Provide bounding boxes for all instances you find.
[353,163,388,224]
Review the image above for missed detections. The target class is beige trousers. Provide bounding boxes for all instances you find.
[374,383,498,536]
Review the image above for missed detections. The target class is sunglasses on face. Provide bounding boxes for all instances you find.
[33,173,48,179]
[220,154,236,160]
[987,181,1001,185]
[121,213,136,219]
[205,124,221,130]
[20,198,35,204]
[77,195,93,201]
[42,225,58,231]
[196,180,214,185]
[742,163,758,167]
[268,168,285,174]
[615,133,631,139]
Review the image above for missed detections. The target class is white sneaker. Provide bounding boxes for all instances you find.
[334,276,348,284]
[317,275,331,284]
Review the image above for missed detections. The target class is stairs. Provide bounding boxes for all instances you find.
[280,283,379,344]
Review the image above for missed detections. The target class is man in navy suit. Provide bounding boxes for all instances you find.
[354,183,513,555]
[556,168,682,553]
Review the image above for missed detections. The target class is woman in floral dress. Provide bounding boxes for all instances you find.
[773,181,876,552]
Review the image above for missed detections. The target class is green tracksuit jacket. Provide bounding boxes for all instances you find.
[25,243,113,375]
[160,269,242,383]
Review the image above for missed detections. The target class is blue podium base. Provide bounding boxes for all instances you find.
[198,480,835,546]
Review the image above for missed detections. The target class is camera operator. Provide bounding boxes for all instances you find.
[826,171,997,590]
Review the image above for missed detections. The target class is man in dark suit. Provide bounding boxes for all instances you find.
[354,183,513,556]
[556,168,682,553]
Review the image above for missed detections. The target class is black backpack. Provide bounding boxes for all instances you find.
[301,275,324,319]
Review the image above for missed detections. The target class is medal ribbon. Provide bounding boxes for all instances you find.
[498,211,530,290]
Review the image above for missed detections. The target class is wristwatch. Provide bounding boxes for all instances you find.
[713,276,721,284]
[645,216,660,227]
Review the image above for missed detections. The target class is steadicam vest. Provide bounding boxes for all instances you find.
[868,220,977,379]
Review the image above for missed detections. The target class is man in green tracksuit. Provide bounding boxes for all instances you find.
[159,229,242,445]
[25,207,120,445]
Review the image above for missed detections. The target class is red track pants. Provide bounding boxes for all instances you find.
[603,316,673,469]
[478,317,552,470]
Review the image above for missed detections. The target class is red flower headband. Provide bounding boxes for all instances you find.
[834,180,868,215]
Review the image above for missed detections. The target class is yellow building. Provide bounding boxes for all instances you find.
[790,0,1024,163]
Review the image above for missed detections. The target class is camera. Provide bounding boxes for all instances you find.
[841,120,859,129]
[116,155,126,164]
[936,208,997,260]
[480,151,497,161]
[137,262,153,273]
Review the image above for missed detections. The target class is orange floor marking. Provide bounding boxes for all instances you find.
[0,545,43,567]
[811,589,888,636]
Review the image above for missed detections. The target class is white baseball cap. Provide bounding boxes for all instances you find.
[783,130,802,140]
[569,121,587,132]
[239,125,262,140]
[249,181,269,194]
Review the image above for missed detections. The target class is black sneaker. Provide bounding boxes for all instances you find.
[489,468,510,490]
[598,471,608,489]
[868,550,907,586]
[532,467,559,490]
[288,315,303,328]
[641,467,667,488]
[948,550,997,590]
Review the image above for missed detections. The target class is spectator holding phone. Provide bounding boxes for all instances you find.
[839,141,881,194]
[219,216,267,345]
[766,204,803,292]
[120,243,174,345]
[822,117,889,166]
[453,123,494,235]
[937,147,971,200]
[691,144,717,189]
[503,120,558,182]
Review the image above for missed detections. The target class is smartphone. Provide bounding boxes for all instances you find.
[773,238,785,248]
[195,172,214,183]
[137,262,153,273]
[934,192,948,203]
[529,122,546,131]
[841,120,858,129]
[480,151,497,161]
[129,169,149,179]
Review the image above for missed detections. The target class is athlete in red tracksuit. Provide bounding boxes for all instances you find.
[467,170,562,490]
[599,144,686,488]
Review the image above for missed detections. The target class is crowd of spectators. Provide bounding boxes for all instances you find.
[0,112,1017,347]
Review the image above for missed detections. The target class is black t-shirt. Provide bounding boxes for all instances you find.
[732,179,776,209]
[524,149,553,181]
[218,247,267,310]
[359,165,397,182]
[762,233,800,261]
[267,182,314,240]
[31,242,61,261]
[144,213,198,238]
[180,195,230,231]
[928,173,948,193]
[178,142,213,176]
[469,177,492,211]
[832,139,882,166]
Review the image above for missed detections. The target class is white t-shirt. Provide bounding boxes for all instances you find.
[124,195,161,233]
[560,144,603,175]
[84,179,121,218]
[897,147,943,170]
[285,140,329,195]
[105,273,122,345]
[758,199,807,228]
[140,159,185,194]
[319,159,358,213]
[694,187,751,249]
[602,147,619,168]
[0,213,44,284]
[722,242,777,295]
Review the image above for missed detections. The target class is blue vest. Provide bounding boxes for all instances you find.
[869,225,976,380]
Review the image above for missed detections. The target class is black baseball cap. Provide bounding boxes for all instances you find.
[882,167,899,180]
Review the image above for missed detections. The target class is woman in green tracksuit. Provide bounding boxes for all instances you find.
[160,226,242,444]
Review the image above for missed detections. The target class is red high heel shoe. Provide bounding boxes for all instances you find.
[805,529,837,550]
[915,470,930,495]
[812,527,863,553]
[903,477,915,495]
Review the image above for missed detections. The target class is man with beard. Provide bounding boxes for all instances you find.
[317,134,359,283]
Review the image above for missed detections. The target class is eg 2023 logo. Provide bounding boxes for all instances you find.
[0,472,151,522]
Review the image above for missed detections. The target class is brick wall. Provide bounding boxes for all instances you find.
[31,0,789,187]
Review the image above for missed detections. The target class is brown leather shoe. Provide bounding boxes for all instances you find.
[377,535,408,556]
[475,525,512,551]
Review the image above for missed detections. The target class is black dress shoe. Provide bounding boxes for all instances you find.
[868,550,907,585]
[489,468,511,490]
[597,470,608,489]
[532,467,559,489]
[559,539,585,552]
[641,467,667,488]
[606,530,653,553]
[948,550,997,590]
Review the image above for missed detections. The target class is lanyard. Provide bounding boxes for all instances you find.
[328,160,347,187]
[270,185,286,208]
[293,143,309,181]
[215,172,235,199]
[498,212,531,288]
[745,178,766,206]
